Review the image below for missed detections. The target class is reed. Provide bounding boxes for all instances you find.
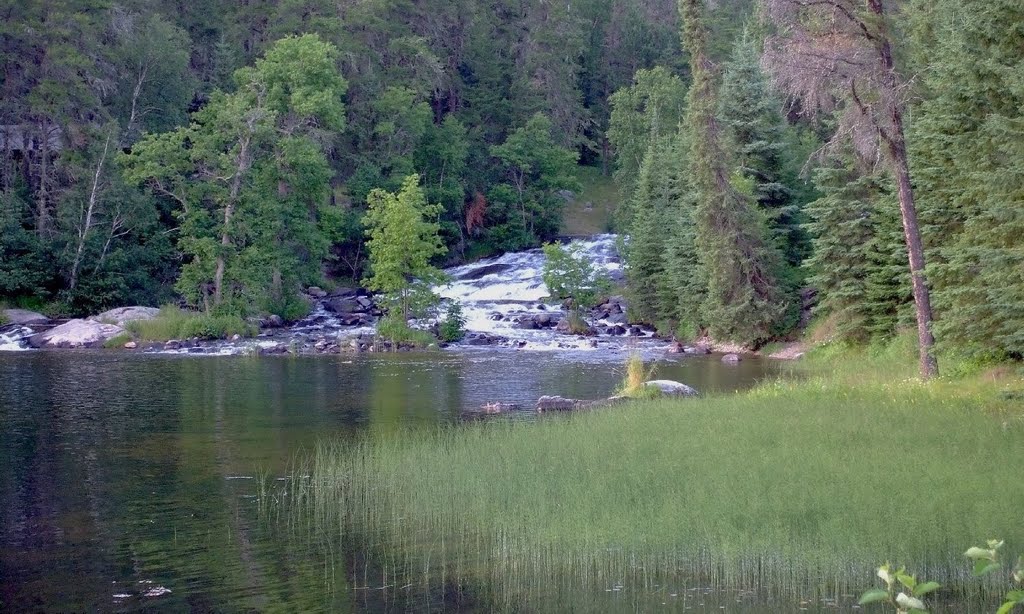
[278,343,1024,609]
[125,305,256,341]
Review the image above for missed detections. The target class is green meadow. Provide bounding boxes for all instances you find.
[282,341,1024,610]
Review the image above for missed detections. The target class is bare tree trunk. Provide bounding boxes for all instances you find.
[69,131,112,292]
[126,65,148,140]
[868,0,938,379]
[36,119,50,237]
[214,136,251,308]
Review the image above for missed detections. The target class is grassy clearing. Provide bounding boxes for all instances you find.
[283,340,1024,608]
[125,305,256,341]
[562,166,620,236]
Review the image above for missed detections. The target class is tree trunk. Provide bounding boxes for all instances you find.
[868,0,939,379]
[214,136,251,307]
[69,131,112,293]
[35,119,50,237]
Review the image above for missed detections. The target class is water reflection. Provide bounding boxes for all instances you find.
[0,350,784,611]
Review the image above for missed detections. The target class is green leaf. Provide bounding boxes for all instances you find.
[965,546,995,560]
[895,592,927,611]
[1006,590,1024,602]
[974,560,1002,577]
[997,601,1018,614]
[913,582,941,598]
[858,588,890,605]
[897,571,917,591]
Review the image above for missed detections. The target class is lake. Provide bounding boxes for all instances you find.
[0,349,788,611]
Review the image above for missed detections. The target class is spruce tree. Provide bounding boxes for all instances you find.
[910,0,1024,359]
[679,0,789,347]
[718,29,808,268]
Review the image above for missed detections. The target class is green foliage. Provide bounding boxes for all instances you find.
[541,242,609,309]
[363,175,447,321]
[125,306,256,341]
[909,0,1024,360]
[375,314,436,348]
[804,153,912,343]
[122,34,347,316]
[857,563,938,612]
[487,114,580,250]
[438,302,467,343]
[102,333,133,349]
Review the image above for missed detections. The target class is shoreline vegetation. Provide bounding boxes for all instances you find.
[276,336,1024,610]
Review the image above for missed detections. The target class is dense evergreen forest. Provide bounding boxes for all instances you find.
[1,0,1021,367]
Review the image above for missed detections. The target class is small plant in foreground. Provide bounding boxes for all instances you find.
[438,303,466,342]
[615,352,660,398]
[965,539,1024,614]
[858,563,940,612]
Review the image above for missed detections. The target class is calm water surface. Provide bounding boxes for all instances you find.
[0,350,795,611]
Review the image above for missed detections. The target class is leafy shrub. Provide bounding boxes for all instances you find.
[541,242,610,309]
[438,303,467,342]
[126,305,256,341]
[376,315,437,348]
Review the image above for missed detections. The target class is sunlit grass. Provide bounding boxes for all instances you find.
[282,340,1024,608]
[126,305,256,341]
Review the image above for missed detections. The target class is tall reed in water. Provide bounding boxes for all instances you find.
[278,349,1024,609]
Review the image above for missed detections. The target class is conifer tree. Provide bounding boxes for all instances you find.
[679,0,789,346]
[909,0,1024,359]
[718,29,807,267]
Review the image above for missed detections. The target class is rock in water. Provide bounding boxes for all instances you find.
[92,306,160,327]
[29,319,125,348]
[721,353,741,363]
[642,380,699,397]
[2,309,50,326]
[536,395,593,411]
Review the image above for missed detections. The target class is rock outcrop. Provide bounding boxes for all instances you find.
[92,306,160,327]
[642,380,699,397]
[29,319,124,348]
[2,309,49,326]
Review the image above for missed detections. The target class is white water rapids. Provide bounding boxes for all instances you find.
[1,235,671,355]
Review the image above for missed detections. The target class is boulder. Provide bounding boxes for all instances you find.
[325,296,364,314]
[2,309,49,326]
[92,306,160,327]
[683,345,712,355]
[123,341,138,349]
[307,286,328,298]
[28,319,124,348]
[480,402,521,414]
[454,262,512,281]
[263,314,285,328]
[721,353,741,363]
[536,395,585,411]
[643,380,699,397]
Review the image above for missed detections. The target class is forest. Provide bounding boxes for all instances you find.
[1,0,1022,371]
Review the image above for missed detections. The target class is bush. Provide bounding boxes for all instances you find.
[541,242,610,309]
[126,305,257,341]
[438,303,467,342]
[376,315,437,348]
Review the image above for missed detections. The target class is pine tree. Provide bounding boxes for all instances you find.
[909,0,1024,359]
[679,0,790,347]
[718,29,808,268]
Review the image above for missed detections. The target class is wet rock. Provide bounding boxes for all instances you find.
[307,286,328,298]
[463,332,507,346]
[123,341,138,349]
[721,353,741,363]
[643,380,699,397]
[454,262,512,281]
[28,319,125,348]
[489,312,504,321]
[480,402,521,413]
[264,314,285,328]
[666,342,684,354]
[164,339,181,350]
[628,326,643,336]
[683,345,711,355]
[608,325,626,336]
[231,334,241,341]
[92,306,160,327]
[536,395,588,411]
[2,308,49,326]
[604,312,628,325]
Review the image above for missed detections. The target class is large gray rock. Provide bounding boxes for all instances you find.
[2,309,49,325]
[92,306,160,327]
[29,319,124,348]
[643,380,699,397]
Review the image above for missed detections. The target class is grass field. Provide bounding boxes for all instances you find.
[561,166,621,236]
[281,340,1024,609]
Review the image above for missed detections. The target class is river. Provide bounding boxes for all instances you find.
[0,350,786,611]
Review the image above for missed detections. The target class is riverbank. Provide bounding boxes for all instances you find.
[284,340,1024,610]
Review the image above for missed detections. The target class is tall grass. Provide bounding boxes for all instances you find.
[125,305,256,341]
[277,341,1024,609]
